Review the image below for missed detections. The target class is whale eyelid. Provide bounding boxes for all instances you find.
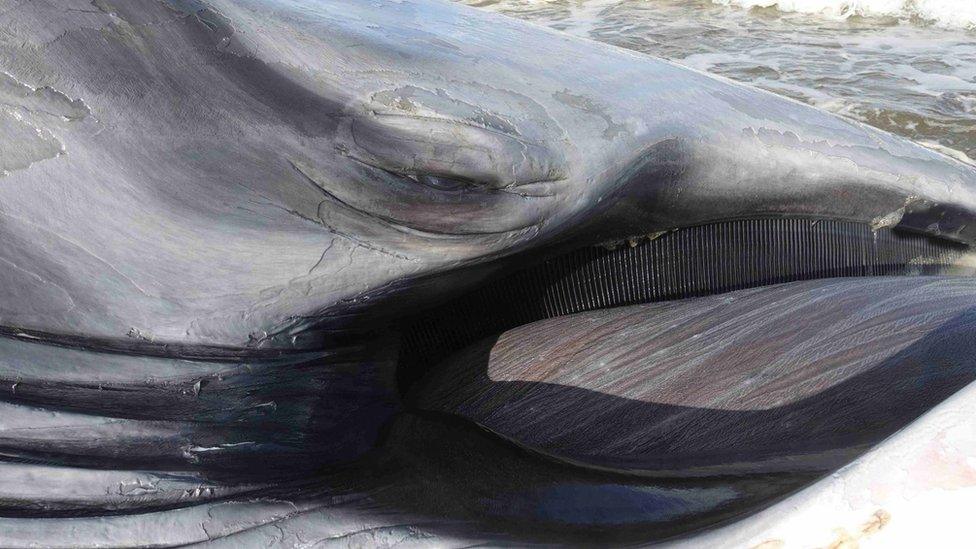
[404,173,475,192]
[341,154,491,197]
[344,112,567,190]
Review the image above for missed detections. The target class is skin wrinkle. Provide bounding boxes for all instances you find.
[304,238,336,277]
[284,161,420,260]
[296,157,545,238]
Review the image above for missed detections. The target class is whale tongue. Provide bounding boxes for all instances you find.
[408,276,976,476]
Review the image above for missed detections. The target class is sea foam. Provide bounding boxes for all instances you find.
[711,0,976,29]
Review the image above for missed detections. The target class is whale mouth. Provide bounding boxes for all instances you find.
[397,215,973,391]
[369,215,976,540]
[247,215,974,544]
[2,224,974,545]
[1,233,974,544]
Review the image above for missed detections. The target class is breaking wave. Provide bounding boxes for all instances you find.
[711,0,976,29]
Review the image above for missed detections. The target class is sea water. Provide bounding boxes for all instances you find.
[461,0,976,163]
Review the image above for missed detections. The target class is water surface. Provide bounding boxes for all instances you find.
[463,0,976,163]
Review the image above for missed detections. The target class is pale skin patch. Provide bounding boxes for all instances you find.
[860,509,891,536]
[748,510,890,549]
[752,540,785,549]
[824,509,892,549]
[906,431,976,492]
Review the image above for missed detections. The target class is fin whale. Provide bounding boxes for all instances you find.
[1,0,976,545]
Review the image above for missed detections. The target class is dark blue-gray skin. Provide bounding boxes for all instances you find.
[3,0,976,546]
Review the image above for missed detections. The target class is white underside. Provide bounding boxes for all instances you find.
[670,379,976,548]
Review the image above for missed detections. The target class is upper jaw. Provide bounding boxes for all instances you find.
[3,0,976,350]
[235,0,976,342]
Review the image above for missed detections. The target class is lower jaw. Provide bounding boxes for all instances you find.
[409,275,976,477]
[1,215,974,544]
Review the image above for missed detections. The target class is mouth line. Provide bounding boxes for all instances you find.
[2,216,964,366]
[0,325,329,361]
[396,215,972,392]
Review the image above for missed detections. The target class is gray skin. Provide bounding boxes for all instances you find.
[0,0,974,347]
[3,0,976,545]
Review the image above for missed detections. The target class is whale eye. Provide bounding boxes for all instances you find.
[345,114,566,191]
[411,174,473,192]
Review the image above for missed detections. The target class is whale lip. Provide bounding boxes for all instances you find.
[408,276,976,477]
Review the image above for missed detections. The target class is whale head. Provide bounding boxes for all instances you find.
[2,1,976,544]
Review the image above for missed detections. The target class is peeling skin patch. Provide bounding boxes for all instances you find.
[0,72,89,121]
[371,85,521,137]
[870,207,906,232]
[348,88,568,191]
[920,140,976,166]
[553,89,627,139]
[126,327,156,342]
[0,110,64,176]
[870,196,920,231]
[0,71,85,176]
